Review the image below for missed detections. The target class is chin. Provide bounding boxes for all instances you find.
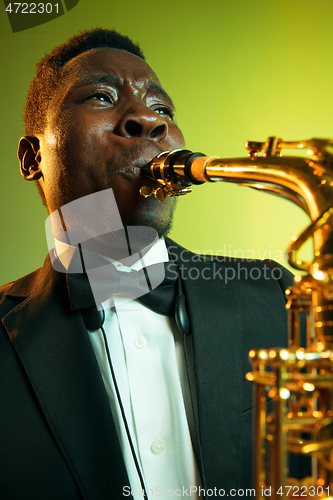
[125,212,174,238]
[122,197,177,239]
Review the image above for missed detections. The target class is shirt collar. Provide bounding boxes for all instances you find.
[54,236,169,274]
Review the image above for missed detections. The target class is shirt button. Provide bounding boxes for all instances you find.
[134,335,147,349]
[151,437,166,454]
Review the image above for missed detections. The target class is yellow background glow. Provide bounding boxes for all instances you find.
[1,0,333,284]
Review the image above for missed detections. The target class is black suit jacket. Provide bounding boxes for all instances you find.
[0,239,293,499]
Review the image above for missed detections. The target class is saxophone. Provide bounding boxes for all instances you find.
[140,137,333,499]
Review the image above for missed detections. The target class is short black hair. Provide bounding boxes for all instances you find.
[24,28,145,136]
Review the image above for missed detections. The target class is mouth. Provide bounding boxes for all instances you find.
[112,150,164,177]
[121,165,142,175]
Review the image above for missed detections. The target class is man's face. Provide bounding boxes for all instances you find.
[36,48,185,235]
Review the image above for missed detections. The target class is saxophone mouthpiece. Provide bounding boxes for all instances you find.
[139,150,207,201]
[141,160,153,177]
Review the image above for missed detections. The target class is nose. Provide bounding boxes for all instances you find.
[117,105,168,143]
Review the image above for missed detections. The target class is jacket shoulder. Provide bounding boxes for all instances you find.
[0,256,59,323]
[0,267,45,319]
[0,267,42,295]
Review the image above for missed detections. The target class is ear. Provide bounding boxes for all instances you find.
[18,136,43,181]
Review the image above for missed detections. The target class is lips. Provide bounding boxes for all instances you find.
[122,166,142,175]
[110,146,164,177]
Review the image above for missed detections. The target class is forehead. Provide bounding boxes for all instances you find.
[60,47,161,89]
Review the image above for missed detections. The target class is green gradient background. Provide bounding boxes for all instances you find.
[0,0,331,285]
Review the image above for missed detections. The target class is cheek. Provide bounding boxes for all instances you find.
[168,124,186,149]
[45,115,109,176]
[39,130,65,185]
[60,116,102,161]
[39,125,107,209]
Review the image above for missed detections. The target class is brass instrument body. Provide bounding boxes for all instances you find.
[141,138,333,498]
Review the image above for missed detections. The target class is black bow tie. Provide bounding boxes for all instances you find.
[66,260,190,335]
[67,261,178,316]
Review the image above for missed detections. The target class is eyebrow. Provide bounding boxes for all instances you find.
[145,81,175,108]
[72,73,175,108]
[72,74,120,89]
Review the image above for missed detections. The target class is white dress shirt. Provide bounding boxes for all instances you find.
[55,238,201,498]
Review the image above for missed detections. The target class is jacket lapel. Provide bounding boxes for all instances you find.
[167,240,245,490]
[167,239,290,491]
[3,257,129,498]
